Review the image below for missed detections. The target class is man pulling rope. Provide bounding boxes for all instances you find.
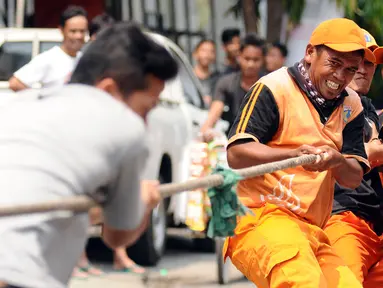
[223,18,374,288]
[0,23,178,288]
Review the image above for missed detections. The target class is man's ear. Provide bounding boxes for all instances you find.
[304,44,316,64]
[95,78,123,100]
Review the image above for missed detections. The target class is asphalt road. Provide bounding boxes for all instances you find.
[69,235,254,288]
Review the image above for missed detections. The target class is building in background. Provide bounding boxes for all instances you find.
[285,0,344,66]
[2,0,345,70]
[0,0,265,67]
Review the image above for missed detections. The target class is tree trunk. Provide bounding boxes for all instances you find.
[266,0,284,42]
[242,0,258,33]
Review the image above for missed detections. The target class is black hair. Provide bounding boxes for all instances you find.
[221,28,240,45]
[70,22,178,96]
[270,42,288,57]
[60,5,88,27]
[240,34,266,55]
[193,38,216,52]
[89,13,115,38]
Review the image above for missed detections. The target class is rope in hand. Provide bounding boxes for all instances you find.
[0,154,319,238]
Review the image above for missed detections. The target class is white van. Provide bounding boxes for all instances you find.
[0,28,229,265]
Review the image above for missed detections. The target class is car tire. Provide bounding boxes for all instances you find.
[128,188,167,266]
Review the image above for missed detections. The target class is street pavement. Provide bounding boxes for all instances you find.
[69,235,254,288]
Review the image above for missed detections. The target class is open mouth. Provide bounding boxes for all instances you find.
[325,80,340,90]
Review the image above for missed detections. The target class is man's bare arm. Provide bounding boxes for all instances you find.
[331,157,363,189]
[9,76,28,92]
[200,100,225,133]
[102,209,151,249]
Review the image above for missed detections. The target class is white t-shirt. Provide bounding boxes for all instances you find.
[0,84,147,288]
[13,46,80,90]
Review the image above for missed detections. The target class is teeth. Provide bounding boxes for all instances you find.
[326,80,339,90]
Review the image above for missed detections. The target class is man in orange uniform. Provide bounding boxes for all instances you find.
[324,29,383,287]
[223,18,375,287]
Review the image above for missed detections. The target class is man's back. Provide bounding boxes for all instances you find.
[0,84,147,288]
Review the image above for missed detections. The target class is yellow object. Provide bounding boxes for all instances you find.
[325,211,383,286]
[185,138,228,232]
[224,203,363,288]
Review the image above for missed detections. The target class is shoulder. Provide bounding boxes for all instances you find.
[258,68,291,92]
[255,68,291,103]
[339,87,363,124]
[36,46,61,60]
[216,72,239,86]
[344,87,363,112]
[259,67,290,85]
[66,84,147,151]
[360,95,374,109]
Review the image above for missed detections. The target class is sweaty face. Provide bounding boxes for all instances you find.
[239,45,264,78]
[304,45,362,100]
[348,58,376,95]
[266,47,285,72]
[224,36,241,60]
[194,42,216,67]
[61,16,88,53]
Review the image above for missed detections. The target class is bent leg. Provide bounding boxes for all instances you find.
[227,206,328,288]
[324,212,380,283]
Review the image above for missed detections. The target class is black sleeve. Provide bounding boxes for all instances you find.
[361,96,379,130]
[228,82,279,144]
[341,111,369,172]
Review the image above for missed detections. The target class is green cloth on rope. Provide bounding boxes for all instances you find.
[207,165,252,238]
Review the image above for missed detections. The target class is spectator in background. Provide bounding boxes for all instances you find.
[8,5,88,92]
[88,13,115,41]
[220,28,241,74]
[193,39,219,106]
[265,41,288,73]
[80,13,115,54]
[201,34,265,137]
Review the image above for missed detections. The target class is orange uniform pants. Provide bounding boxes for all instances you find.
[324,211,383,287]
[223,204,362,288]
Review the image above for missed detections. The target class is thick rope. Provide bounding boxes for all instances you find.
[0,154,319,217]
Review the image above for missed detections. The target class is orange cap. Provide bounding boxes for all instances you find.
[362,29,383,64]
[309,18,376,63]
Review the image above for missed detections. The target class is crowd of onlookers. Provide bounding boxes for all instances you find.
[192,29,288,138]
[192,28,288,107]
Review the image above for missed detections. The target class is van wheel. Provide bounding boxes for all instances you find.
[128,184,167,266]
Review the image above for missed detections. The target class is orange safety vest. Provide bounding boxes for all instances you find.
[229,68,368,228]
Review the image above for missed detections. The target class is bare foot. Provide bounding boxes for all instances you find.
[72,267,88,279]
[113,261,146,274]
[78,264,104,276]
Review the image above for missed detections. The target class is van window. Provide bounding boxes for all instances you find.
[0,41,32,80]
[40,41,61,53]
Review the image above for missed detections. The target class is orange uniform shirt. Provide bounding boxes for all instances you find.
[228,67,369,228]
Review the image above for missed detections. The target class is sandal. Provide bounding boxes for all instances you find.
[78,264,104,276]
[71,267,88,280]
[114,264,146,275]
